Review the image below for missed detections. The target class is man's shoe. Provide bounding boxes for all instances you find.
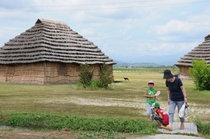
[180,124,184,130]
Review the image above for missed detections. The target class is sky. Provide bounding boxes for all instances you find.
[0,0,210,65]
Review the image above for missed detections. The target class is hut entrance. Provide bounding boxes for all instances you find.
[58,63,67,76]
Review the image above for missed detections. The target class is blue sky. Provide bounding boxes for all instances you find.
[0,0,210,65]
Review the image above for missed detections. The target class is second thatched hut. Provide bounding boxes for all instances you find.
[175,34,210,79]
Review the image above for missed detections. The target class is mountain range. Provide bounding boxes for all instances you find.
[113,60,172,67]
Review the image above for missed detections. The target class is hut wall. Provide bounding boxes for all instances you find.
[44,62,79,84]
[43,62,109,84]
[0,63,45,84]
[177,66,190,79]
[0,62,114,84]
[0,65,7,82]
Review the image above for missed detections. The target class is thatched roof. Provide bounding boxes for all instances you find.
[0,19,116,65]
[175,34,210,67]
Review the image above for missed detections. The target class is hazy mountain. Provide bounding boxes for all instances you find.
[113,60,163,67]
[113,54,181,67]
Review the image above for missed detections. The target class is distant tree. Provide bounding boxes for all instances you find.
[171,65,176,69]
[78,64,93,88]
[189,59,210,90]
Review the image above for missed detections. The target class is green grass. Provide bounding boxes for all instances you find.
[0,113,158,133]
[0,71,210,138]
[0,83,145,119]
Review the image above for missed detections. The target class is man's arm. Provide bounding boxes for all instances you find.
[180,86,187,102]
[167,87,170,104]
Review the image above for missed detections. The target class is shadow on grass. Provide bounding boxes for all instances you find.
[113,80,124,83]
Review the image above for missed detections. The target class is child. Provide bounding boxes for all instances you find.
[152,102,170,129]
[144,80,157,120]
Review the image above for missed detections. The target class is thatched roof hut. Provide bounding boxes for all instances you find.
[175,34,210,79]
[0,19,116,84]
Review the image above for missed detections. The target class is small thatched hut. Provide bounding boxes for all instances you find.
[0,19,116,84]
[175,34,210,79]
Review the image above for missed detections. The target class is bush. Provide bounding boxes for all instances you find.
[97,64,113,89]
[78,64,93,88]
[189,59,210,90]
[78,63,113,89]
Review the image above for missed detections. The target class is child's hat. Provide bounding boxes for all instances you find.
[148,80,154,84]
[152,102,160,108]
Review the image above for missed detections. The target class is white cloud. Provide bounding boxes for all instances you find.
[79,28,94,36]
[0,27,24,46]
[153,20,194,35]
[71,11,87,21]
[0,0,210,65]
[149,19,210,43]
[0,27,15,37]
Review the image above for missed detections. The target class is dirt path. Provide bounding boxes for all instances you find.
[39,96,210,122]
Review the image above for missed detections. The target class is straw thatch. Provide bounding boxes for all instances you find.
[175,34,210,79]
[0,19,116,84]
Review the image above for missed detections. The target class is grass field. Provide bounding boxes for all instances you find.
[0,71,210,138]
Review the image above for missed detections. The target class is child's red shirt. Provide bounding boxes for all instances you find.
[156,108,169,125]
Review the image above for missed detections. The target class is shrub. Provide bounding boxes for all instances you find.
[189,59,210,90]
[78,64,93,88]
[90,80,100,89]
[97,64,113,89]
